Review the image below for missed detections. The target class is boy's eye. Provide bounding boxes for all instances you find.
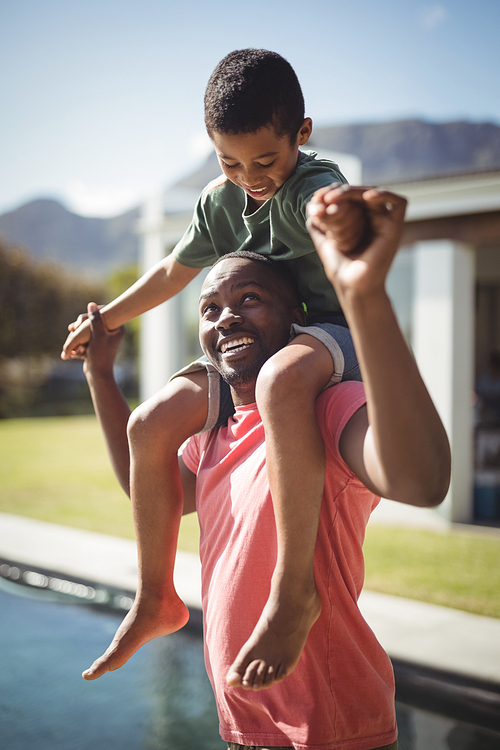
[221,161,238,170]
[257,161,275,168]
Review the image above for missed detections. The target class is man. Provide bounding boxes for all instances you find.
[80,187,450,750]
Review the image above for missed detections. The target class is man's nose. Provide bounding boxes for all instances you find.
[216,306,242,329]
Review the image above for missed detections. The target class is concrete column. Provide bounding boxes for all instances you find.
[139,198,186,402]
[412,240,475,522]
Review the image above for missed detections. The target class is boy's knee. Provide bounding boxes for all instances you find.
[127,401,156,447]
[127,395,176,451]
[256,354,306,408]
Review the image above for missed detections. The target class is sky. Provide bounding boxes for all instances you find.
[1,0,499,218]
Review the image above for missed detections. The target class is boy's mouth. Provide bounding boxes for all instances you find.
[246,185,271,199]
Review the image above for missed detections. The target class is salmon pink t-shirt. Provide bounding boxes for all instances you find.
[182,381,397,750]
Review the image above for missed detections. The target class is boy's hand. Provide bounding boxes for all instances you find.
[72,303,125,377]
[306,185,407,297]
[61,314,93,360]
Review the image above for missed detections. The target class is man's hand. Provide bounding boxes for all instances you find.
[73,302,125,378]
[306,186,407,298]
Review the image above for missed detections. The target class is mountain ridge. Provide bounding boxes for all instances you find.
[2,118,499,274]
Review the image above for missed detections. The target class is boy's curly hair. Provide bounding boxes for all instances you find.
[204,49,305,141]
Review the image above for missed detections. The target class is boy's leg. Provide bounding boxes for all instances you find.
[83,371,208,680]
[226,333,335,690]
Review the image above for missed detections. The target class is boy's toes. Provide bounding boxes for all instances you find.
[82,658,109,681]
[82,644,124,680]
[252,661,276,690]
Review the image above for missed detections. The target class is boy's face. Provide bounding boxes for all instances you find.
[211,119,312,207]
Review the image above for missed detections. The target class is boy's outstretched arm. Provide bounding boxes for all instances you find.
[61,255,201,360]
[307,186,451,507]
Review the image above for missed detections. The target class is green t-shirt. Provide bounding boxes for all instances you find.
[172,150,347,317]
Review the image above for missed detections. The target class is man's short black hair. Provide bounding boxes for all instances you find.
[210,251,302,309]
[204,49,305,141]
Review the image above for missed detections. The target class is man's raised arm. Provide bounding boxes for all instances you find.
[80,303,198,512]
[81,303,132,494]
[307,187,451,507]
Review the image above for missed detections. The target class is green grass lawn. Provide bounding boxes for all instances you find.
[0,414,200,554]
[1,414,499,617]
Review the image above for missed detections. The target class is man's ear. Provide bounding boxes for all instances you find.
[293,305,307,326]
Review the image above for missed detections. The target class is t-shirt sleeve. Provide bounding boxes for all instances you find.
[181,435,202,475]
[317,382,367,460]
[172,192,219,268]
[276,158,348,246]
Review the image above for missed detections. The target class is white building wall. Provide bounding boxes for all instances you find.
[138,198,187,402]
[412,240,476,522]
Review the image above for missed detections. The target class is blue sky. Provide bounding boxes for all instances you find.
[1,0,499,217]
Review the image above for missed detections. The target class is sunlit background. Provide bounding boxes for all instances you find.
[2,3,500,748]
[1,0,499,217]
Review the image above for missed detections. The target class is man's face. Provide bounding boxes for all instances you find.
[199,258,304,403]
[210,119,312,207]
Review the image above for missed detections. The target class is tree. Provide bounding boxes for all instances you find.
[0,239,106,360]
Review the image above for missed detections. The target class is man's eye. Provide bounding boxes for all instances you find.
[242,293,258,302]
[203,303,218,314]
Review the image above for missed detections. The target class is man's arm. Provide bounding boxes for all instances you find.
[62,255,201,360]
[81,302,198,513]
[307,187,451,507]
[81,303,132,494]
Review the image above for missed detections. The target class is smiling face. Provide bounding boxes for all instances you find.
[210,119,312,208]
[199,257,305,404]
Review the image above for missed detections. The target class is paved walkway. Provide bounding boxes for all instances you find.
[1,505,500,686]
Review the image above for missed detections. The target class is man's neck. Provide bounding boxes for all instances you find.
[231,383,257,407]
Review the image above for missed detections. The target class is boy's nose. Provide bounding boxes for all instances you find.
[240,166,261,185]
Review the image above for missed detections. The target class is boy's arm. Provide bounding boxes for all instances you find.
[61,255,201,359]
[307,187,451,507]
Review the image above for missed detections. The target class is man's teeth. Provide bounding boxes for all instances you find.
[220,337,254,353]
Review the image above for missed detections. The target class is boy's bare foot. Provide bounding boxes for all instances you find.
[226,581,321,691]
[82,592,189,680]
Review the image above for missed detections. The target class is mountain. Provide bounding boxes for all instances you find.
[0,199,140,276]
[2,119,500,273]
[309,119,500,184]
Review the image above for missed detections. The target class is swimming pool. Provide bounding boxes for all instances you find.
[1,563,500,750]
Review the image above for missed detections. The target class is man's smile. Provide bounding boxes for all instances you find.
[219,336,256,355]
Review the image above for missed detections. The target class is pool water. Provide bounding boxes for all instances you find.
[1,579,499,750]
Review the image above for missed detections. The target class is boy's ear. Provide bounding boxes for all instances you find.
[297,118,313,146]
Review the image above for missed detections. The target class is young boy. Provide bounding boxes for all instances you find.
[63,49,367,687]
